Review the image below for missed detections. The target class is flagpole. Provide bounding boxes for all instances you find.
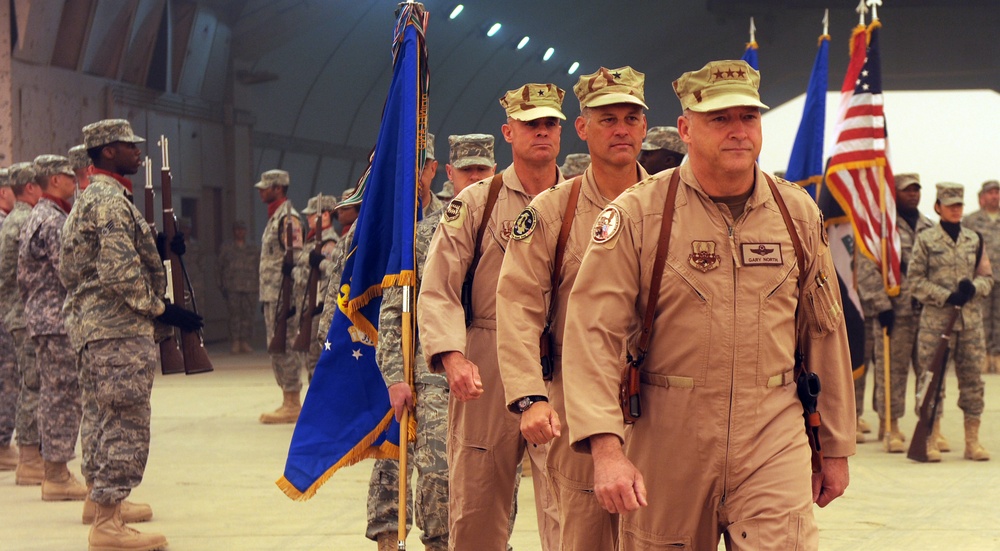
[398,284,415,550]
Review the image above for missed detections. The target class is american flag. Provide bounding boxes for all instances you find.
[824,21,901,297]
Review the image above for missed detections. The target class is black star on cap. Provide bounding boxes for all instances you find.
[612,71,622,79]
[537,89,544,96]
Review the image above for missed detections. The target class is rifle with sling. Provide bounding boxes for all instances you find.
[269,222,296,354]
[158,137,213,375]
[462,172,504,326]
[907,306,961,462]
[143,157,185,375]
[292,198,331,352]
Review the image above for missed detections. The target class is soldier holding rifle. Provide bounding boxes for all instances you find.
[293,194,339,381]
[61,119,202,550]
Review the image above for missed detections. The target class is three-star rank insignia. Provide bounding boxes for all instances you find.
[689,241,721,272]
[512,207,538,242]
[593,206,622,244]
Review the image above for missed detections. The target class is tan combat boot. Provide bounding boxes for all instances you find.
[925,434,942,463]
[15,445,44,485]
[88,501,167,551]
[83,494,153,525]
[376,533,397,551]
[883,419,905,453]
[857,416,872,434]
[857,418,867,443]
[0,443,17,470]
[964,417,990,461]
[259,391,301,424]
[42,461,88,501]
[931,418,951,452]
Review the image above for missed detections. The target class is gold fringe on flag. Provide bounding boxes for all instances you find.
[848,25,867,57]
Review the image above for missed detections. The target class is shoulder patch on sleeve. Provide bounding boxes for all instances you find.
[593,205,622,245]
[441,199,467,228]
[511,207,538,242]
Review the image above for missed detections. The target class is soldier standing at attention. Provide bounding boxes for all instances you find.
[855,173,934,453]
[256,169,306,424]
[0,162,43,485]
[418,83,566,551]
[497,66,651,549]
[366,133,448,551]
[17,155,88,501]
[561,61,856,549]
[637,125,687,175]
[0,167,19,471]
[219,220,260,354]
[909,183,992,462]
[295,194,340,381]
[61,118,202,550]
[962,179,1000,374]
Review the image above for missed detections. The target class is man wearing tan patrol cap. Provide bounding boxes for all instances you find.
[638,125,687,174]
[963,179,1000,373]
[561,60,856,549]
[418,83,566,550]
[256,169,306,424]
[497,65,651,549]
[910,182,992,462]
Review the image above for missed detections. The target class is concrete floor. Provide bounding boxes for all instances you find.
[1,346,998,550]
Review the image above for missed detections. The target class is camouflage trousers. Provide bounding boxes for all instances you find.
[366,383,449,547]
[12,328,40,447]
[79,351,99,484]
[0,328,16,446]
[977,289,1000,356]
[35,334,82,462]
[80,336,156,505]
[872,315,920,420]
[227,291,257,343]
[916,316,986,421]
[263,301,304,393]
[854,318,877,417]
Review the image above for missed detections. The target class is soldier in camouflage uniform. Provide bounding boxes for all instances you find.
[256,169,306,424]
[0,161,43,485]
[962,179,1000,374]
[295,194,340,380]
[855,173,934,452]
[0,167,19,471]
[445,133,496,197]
[62,119,203,550]
[910,182,992,463]
[17,155,89,501]
[219,220,260,354]
[558,153,590,178]
[637,125,686,174]
[69,144,92,191]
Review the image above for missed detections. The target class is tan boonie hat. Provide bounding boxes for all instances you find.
[935,182,964,206]
[560,153,591,178]
[449,134,495,169]
[336,187,361,210]
[82,119,146,149]
[673,60,769,113]
[641,126,687,155]
[68,145,91,170]
[302,194,338,215]
[979,179,999,194]
[435,180,455,200]
[574,66,648,110]
[9,162,37,188]
[33,155,75,180]
[895,173,920,191]
[500,83,566,121]
[0,167,9,187]
[254,169,290,189]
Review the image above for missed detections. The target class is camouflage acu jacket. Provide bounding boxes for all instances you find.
[0,201,33,331]
[259,200,303,303]
[219,240,261,294]
[60,173,167,351]
[963,209,1000,281]
[293,227,339,313]
[18,197,69,337]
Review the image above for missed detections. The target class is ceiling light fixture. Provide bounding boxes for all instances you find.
[517,36,529,50]
[568,62,579,75]
[449,5,463,20]
[543,47,554,61]
[487,23,502,37]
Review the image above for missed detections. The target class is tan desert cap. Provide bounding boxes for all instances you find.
[449,134,495,169]
[935,182,964,206]
[574,66,648,110]
[82,119,146,149]
[673,60,769,113]
[33,155,75,179]
[254,169,290,189]
[499,83,566,121]
[895,173,920,191]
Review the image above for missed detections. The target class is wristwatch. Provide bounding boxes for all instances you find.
[512,395,548,414]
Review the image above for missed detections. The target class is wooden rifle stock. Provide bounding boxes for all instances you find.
[143,158,185,375]
[159,137,213,375]
[907,307,961,462]
[292,207,329,352]
[269,223,295,354]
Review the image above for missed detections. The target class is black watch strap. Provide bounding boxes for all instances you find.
[511,395,548,414]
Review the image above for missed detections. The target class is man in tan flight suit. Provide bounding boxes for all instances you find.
[418,84,566,550]
[497,66,651,549]
[561,60,856,550]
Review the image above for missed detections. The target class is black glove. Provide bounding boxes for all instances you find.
[170,232,186,256]
[155,233,167,259]
[312,303,324,316]
[877,310,895,336]
[958,279,976,300]
[281,260,294,277]
[285,306,297,320]
[157,303,204,332]
[308,250,325,269]
[946,291,971,307]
